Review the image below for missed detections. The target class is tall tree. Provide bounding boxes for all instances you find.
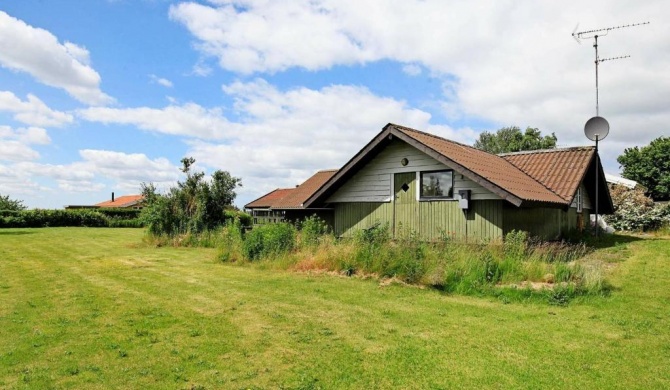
[474,126,557,154]
[617,136,670,201]
[140,157,242,236]
[0,194,27,211]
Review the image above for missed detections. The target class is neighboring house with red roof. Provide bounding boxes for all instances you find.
[66,193,145,210]
[299,123,612,240]
[96,194,144,209]
[245,170,337,226]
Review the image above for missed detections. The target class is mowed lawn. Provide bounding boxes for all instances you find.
[1,228,669,389]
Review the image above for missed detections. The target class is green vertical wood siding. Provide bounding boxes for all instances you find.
[334,202,393,237]
[393,172,418,236]
[335,199,503,241]
[503,206,582,240]
[464,200,503,242]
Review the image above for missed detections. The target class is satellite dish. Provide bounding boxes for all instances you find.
[584,116,610,141]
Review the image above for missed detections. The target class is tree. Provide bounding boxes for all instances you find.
[617,136,670,201]
[474,126,557,154]
[0,194,27,211]
[140,157,242,236]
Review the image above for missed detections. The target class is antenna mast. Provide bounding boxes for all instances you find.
[572,22,649,116]
[573,21,648,238]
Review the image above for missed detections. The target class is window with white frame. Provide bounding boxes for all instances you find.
[420,170,454,199]
[576,187,583,213]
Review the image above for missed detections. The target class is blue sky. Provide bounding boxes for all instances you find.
[0,1,667,209]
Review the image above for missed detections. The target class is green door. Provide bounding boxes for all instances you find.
[394,172,418,237]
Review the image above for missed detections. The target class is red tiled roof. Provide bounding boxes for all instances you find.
[305,124,601,208]
[272,170,338,209]
[500,147,595,202]
[245,170,338,210]
[392,125,567,205]
[244,188,294,209]
[96,195,144,208]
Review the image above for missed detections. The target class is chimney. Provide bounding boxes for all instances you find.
[112,192,115,202]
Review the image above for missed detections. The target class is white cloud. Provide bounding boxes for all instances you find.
[170,0,669,176]
[78,77,479,204]
[0,11,113,105]
[0,91,74,127]
[78,149,180,185]
[0,126,51,162]
[0,164,44,195]
[77,103,231,139]
[189,79,478,203]
[402,64,422,76]
[1,150,181,200]
[149,74,174,88]
[192,59,213,77]
[0,140,40,162]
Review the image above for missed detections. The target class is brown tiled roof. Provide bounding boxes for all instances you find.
[244,188,294,209]
[96,195,144,208]
[500,147,595,202]
[392,125,567,205]
[272,170,338,209]
[245,170,338,210]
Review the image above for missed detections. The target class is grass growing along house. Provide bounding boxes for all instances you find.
[217,216,607,305]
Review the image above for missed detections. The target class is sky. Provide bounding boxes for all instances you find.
[0,0,667,209]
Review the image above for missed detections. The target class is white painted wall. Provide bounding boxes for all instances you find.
[327,139,501,203]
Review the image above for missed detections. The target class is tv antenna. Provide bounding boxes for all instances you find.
[572,21,649,116]
[572,21,649,237]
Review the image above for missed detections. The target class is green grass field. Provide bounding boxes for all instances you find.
[1,228,669,389]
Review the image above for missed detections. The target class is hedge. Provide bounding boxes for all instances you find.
[0,209,143,228]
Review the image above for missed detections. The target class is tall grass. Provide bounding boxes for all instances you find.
[215,217,608,304]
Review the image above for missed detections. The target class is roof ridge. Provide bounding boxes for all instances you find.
[498,146,594,157]
[389,123,480,151]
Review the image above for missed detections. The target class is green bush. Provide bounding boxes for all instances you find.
[218,218,245,262]
[299,215,330,248]
[242,222,296,261]
[224,210,252,227]
[0,209,108,228]
[139,158,242,237]
[0,209,144,228]
[504,230,527,261]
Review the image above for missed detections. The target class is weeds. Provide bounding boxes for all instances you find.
[156,214,610,304]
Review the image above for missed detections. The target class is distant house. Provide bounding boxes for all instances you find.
[245,170,337,226]
[605,173,646,191]
[299,123,612,241]
[66,193,145,210]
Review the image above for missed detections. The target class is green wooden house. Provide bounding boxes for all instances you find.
[302,123,612,241]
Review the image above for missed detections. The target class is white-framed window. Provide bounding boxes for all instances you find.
[576,187,583,213]
[420,170,454,199]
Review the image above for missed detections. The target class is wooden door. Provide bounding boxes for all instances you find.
[394,172,418,237]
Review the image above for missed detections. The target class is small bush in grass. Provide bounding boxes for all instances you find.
[503,230,527,261]
[218,218,244,262]
[299,215,330,248]
[242,222,296,261]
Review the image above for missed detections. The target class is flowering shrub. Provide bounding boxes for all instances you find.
[604,185,670,231]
